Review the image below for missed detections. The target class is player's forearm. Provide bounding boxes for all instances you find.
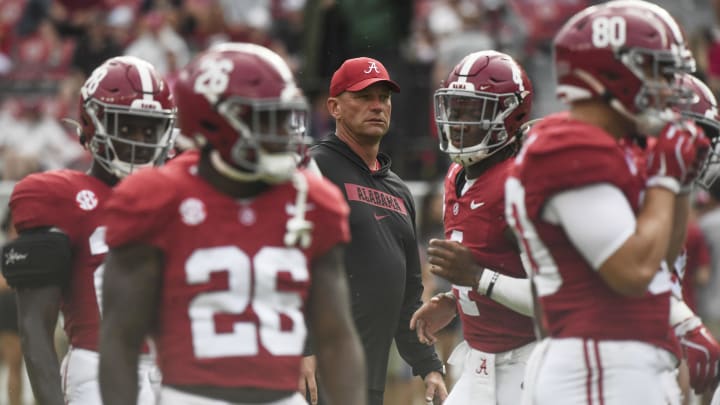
[602,187,675,295]
[476,271,534,317]
[666,194,690,266]
[634,187,676,269]
[22,343,63,405]
[99,337,140,405]
[16,287,63,405]
[317,335,367,405]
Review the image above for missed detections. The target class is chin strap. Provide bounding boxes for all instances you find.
[284,171,313,249]
[61,118,84,140]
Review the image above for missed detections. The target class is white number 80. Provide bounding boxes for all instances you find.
[591,16,627,48]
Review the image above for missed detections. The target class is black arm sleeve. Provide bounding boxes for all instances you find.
[394,204,443,378]
[1,228,72,289]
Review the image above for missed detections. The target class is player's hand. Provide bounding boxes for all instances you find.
[298,355,318,404]
[680,324,720,394]
[423,370,448,405]
[427,239,484,287]
[647,121,711,194]
[410,292,457,345]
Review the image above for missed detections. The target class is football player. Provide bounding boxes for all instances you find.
[672,73,720,401]
[410,50,536,405]
[504,1,710,404]
[98,43,367,405]
[0,56,176,405]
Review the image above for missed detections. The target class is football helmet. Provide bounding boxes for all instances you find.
[678,74,720,189]
[554,0,695,135]
[79,56,176,178]
[434,50,532,166]
[173,42,309,183]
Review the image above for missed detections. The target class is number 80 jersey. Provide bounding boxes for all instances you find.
[103,151,350,391]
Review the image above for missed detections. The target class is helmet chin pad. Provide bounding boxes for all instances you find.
[210,149,299,184]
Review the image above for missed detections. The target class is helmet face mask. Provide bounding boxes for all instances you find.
[677,74,720,189]
[80,56,176,179]
[435,90,518,164]
[625,49,692,111]
[84,100,175,178]
[219,96,309,172]
[434,50,532,166]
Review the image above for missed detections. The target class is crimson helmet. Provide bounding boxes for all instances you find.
[173,42,309,183]
[678,74,720,188]
[79,56,176,178]
[434,50,533,166]
[553,0,694,135]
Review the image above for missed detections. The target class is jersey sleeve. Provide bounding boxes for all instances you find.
[10,173,72,232]
[542,183,636,270]
[303,170,350,257]
[103,169,177,249]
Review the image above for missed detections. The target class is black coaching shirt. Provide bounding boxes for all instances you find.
[311,134,443,393]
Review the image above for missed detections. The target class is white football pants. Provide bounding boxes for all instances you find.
[60,346,160,405]
[444,340,536,405]
[711,383,720,405]
[524,338,680,405]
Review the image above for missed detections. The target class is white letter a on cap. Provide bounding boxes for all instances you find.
[363,62,380,74]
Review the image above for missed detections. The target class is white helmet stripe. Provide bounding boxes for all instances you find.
[457,52,485,83]
[457,50,525,92]
[115,56,157,101]
[608,1,680,45]
[641,1,684,45]
[134,60,155,101]
[508,56,525,93]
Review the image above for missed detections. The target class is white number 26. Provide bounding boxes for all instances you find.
[186,246,309,358]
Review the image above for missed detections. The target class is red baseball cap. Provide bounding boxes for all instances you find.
[329,57,401,97]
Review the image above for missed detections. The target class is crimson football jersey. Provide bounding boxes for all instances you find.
[443,161,535,353]
[103,150,350,391]
[506,112,678,355]
[10,170,112,351]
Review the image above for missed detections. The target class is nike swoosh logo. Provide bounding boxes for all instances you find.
[470,201,485,209]
[374,213,390,220]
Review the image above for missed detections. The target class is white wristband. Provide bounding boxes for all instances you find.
[647,176,681,194]
[477,270,499,297]
[669,294,701,337]
[476,270,534,317]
